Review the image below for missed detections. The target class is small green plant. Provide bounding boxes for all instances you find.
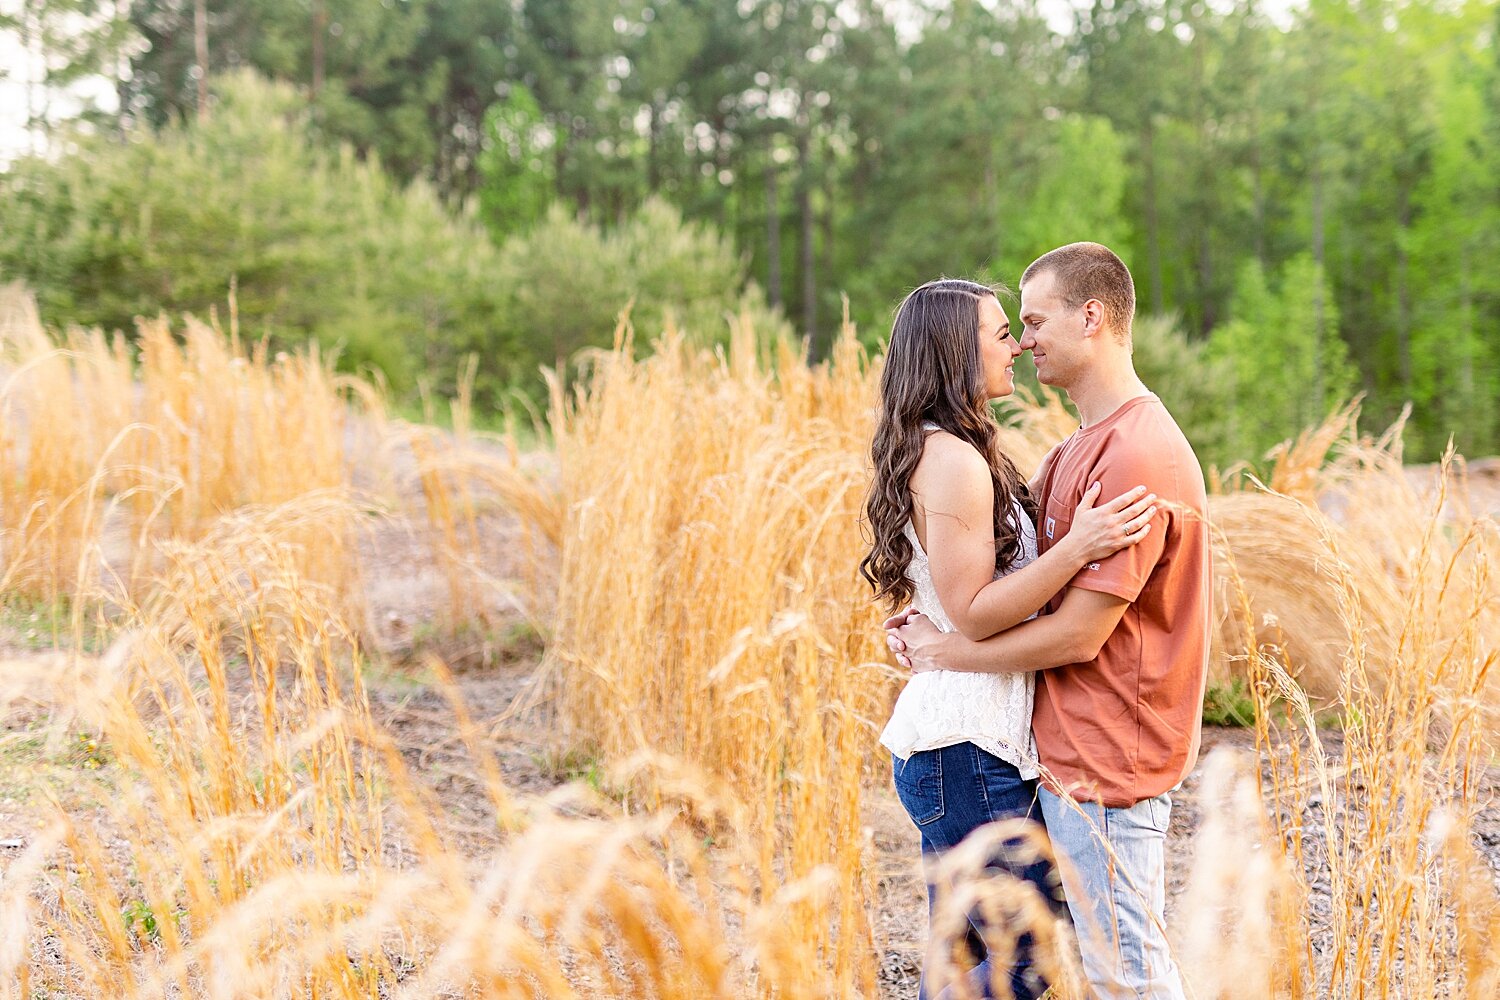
[1202,678,1256,727]
[405,615,545,671]
[120,899,178,945]
[532,745,608,794]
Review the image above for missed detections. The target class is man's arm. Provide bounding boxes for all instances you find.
[887,586,1129,674]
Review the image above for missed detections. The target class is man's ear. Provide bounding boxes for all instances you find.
[1080,298,1106,339]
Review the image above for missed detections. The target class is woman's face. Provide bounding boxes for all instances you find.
[977,295,1022,399]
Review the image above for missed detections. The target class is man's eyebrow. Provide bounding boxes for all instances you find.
[1020,309,1042,323]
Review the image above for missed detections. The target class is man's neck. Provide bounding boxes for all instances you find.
[1068,361,1151,427]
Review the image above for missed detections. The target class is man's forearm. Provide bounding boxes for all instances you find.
[917,587,1128,675]
[938,613,1084,674]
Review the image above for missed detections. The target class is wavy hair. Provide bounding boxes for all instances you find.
[859,279,1036,610]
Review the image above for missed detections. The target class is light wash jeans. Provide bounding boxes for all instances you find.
[1038,786,1186,1000]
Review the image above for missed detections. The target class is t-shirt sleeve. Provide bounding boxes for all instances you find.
[1066,436,1171,603]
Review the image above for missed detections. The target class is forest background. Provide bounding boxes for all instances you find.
[3,0,1497,468]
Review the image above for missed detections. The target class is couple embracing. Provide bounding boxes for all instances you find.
[862,243,1210,1000]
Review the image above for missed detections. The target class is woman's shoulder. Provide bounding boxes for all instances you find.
[912,429,991,493]
[914,427,986,463]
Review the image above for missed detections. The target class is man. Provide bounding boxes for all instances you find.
[886,242,1210,1000]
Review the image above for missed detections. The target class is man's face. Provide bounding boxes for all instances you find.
[1018,270,1084,388]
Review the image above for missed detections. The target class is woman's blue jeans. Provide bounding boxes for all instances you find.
[892,742,1062,1000]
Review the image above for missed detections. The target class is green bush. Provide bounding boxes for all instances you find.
[0,70,505,393]
[490,198,789,399]
[1207,255,1357,464]
[1129,314,1237,471]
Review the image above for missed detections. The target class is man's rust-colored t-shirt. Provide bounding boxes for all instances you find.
[1032,393,1210,807]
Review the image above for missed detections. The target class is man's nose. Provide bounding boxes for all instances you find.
[1018,331,1036,350]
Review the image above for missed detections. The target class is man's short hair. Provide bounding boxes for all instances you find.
[1022,242,1136,341]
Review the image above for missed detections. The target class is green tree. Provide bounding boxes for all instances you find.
[0,70,505,392]
[476,84,554,238]
[995,114,1131,283]
[1407,12,1500,457]
[1209,254,1356,460]
[5,0,136,151]
[1130,315,1235,469]
[124,0,515,193]
[492,197,786,396]
[847,0,1065,336]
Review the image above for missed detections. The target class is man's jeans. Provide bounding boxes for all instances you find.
[892,743,1064,1000]
[1038,786,1186,1000]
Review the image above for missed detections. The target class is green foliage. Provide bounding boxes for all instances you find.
[1208,254,1357,462]
[997,114,1132,282]
[1128,316,1236,469]
[490,198,789,397]
[477,85,554,238]
[125,0,515,192]
[120,898,183,945]
[1406,35,1500,459]
[1201,678,1256,728]
[0,71,506,393]
[15,0,1500,457]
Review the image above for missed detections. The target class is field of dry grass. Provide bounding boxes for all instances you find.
[1,283,1497,998]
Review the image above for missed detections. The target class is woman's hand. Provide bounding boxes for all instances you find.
[1062,482,1157,565]
[885,612,946,672]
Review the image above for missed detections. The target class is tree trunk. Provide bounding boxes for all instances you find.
[712,112,731,231]
[311,0,327,103]
[1250,93,1265,266]
[194,0,209,120]
[1197,227,1214,334]
[820,178,835,328]
[1311,152,1326,415]
[21,1,39,153]
[1458,242,1474,435]
[646,100,661,192]
[766,151,782,310]
[1395,181,1413,393]
[798,123,816,358]
[1142,118,1164,315]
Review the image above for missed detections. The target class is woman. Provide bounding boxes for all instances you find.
[859,278,1156,999]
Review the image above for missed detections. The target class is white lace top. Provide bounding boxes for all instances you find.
[878,445,1041,778]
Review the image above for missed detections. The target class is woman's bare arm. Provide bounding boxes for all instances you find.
[912,433,1155,642]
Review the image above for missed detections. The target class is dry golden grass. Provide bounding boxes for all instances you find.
[1,284,1496,998]
[501,317,1499,997]
[1,284,356,613]
[1,528,833,999]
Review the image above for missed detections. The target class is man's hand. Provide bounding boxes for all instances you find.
[885,613,947,673]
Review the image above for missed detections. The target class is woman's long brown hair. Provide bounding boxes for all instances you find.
[859,279,1036,611]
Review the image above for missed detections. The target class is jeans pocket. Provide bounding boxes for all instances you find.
[1145,792,1172,834]
[893,749,945,826]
